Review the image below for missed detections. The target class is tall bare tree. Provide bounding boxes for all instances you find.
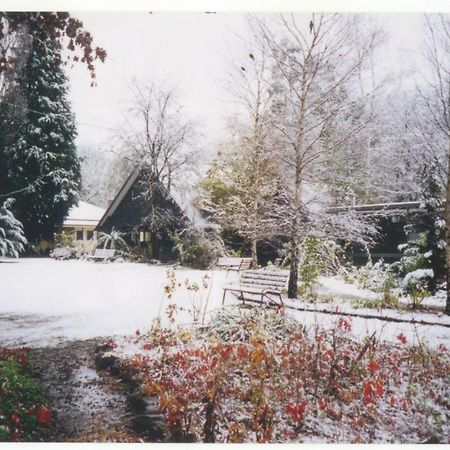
[417,14,450,314]
[255,13,381,297]
[113,80,200,235]
[199,33,283,266]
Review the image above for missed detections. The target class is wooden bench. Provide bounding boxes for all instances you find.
[217,257,252,273]
[87,248,116,261]
[222,268,290,308]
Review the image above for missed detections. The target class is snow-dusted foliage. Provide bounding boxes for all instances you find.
[0,29,80,243]
[401,268,434,308]
[0,198,27,257]
[110,309,449,443]
[96,228,129,251]
[341,260,397,293]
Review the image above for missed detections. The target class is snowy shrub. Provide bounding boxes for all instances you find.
[298,236,347,295]
[173,231,215,270]
[129,242,154,263]
[120,316,449,443]
[390,231,429,278]
[401,269,433,308]
[0,199,27,258]
[207,306,301,342]
[340,260,398,293]
[49,246,78,260]
[54,230,74,248]
[96,228,128,251]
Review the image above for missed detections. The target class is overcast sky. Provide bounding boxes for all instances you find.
[66,12,425,155]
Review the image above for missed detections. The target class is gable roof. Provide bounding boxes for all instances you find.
[96,167,206,231]
[64,201,106,227]
[96,168,140,229]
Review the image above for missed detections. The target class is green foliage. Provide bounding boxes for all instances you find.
[55,230,74,248]
[0,348,50,442]
[173,231,215,270]
[130,242,153,262]
[298,236,346,295]
[96,228,129,251]
[0,31,81,243]
[0,198,27,258]
[352,292,401,310]
[401,269,433,309]
[391,227,429,277]
[341,260,398,293]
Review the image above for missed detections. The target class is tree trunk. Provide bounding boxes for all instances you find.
[288,236,299,299]
[445,137,450,315]
[251,238,258,268]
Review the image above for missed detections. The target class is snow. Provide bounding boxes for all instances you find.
[313,275,380,300]
[64,201,106,227]
[0,258,228,347]
[0,258,448,350]
[402,268,434,287]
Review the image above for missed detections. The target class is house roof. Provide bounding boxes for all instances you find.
[96,167,206,231]
[96,168,141,229]
[63,201,106,227]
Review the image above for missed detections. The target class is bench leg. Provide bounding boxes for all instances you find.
[222,289,227,305]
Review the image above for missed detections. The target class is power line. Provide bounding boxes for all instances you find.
[1,99,120,132]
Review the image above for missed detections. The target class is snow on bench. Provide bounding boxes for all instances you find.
[222,268,290,309]
[87,248,116,261]
[216,257,252,273]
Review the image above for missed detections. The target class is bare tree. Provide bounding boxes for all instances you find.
[118,80,198,192]
[199,32,283,266]
[416,14,450,314]
[116,80,199,232]
[254,13,382,298]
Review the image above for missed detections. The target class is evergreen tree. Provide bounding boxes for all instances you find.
[0,198,27,257]
[0,29,81,244]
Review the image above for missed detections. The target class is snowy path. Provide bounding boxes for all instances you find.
[29,339,137,441]
[0,258,448,349]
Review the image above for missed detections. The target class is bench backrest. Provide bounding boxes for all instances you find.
[94,248,115,257]
[217,257,252,269]
[240,269,290,293]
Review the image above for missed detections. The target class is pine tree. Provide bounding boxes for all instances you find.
[0,29,81,244]
[0,198,27,257]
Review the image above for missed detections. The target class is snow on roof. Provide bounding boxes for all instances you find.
[64,201,106,227]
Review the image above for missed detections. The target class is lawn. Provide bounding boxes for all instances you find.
[0,258,448,350]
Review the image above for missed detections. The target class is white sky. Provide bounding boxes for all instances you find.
[66,12,428,156]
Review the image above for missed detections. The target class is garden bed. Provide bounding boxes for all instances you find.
[0,347,51,442]
[96,308,450,444]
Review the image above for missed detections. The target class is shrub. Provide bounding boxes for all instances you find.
[401,269,433,309]
[173,231,215,270]
[340,260,398,293]
[0,348,51,442]
[122,312,449,443]
[49,246,80,260]
[96,228,129,251]
[54,230,74,248]
[298,237,347,296]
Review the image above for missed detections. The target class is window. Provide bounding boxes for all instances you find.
[76,230,83,241]
[139,231,150,242]
[87,230,94,240]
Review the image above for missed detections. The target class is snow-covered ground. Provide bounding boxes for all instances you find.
[0,258,448,349]
[0,258,229,347]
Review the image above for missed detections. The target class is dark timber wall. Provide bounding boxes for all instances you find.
[97,173,188,261]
